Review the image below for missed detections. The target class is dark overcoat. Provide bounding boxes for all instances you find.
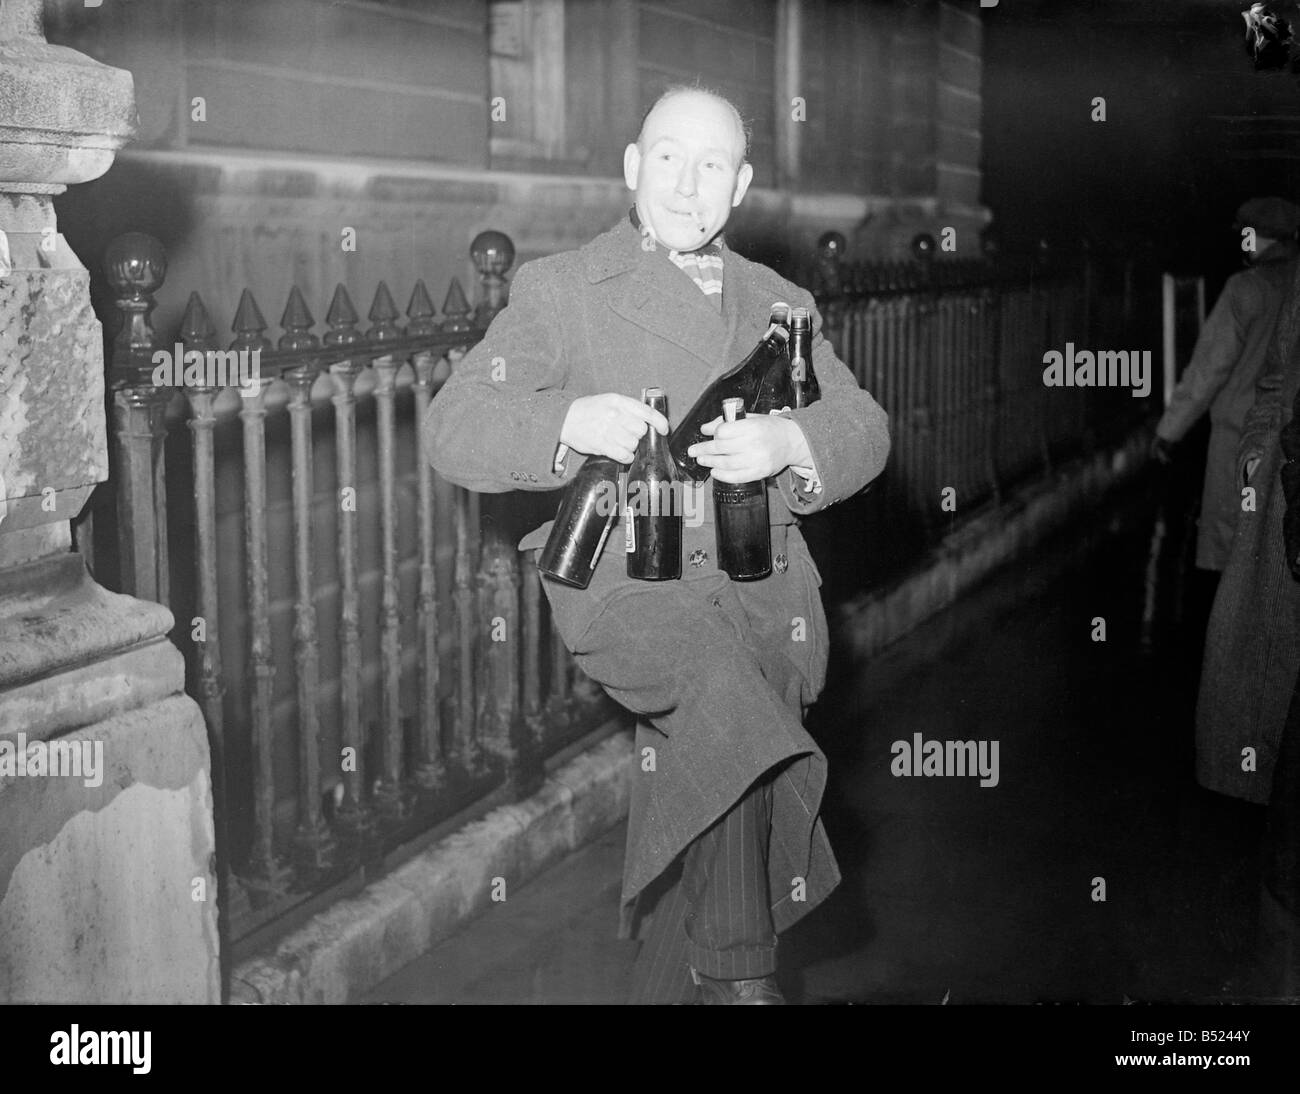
[1155,243,1298,570]
[1196,257,1300,802]
[425,215,890,930]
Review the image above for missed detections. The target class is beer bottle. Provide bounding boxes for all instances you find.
[538,454,624,589]
[753,302,797,415]
[789,307,820,408]
[626,387,682,581]
[669,305,791,482]
[713,397,771,581]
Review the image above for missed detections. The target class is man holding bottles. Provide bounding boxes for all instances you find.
[426,86,889,1003]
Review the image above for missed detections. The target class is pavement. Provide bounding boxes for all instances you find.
[366,476,1272,1004]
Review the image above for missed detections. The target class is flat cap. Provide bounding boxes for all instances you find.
[1235,196,1300,238]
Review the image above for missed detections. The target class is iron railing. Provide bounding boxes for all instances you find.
[808,234,1149,583]
[92,229,612,961]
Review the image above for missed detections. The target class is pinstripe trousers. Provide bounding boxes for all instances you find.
[628,774,778,1004]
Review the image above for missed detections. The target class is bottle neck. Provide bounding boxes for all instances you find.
[643,427,666,458]
[790,329,809,381]
[763,324,790,350]
[642,395,669,458]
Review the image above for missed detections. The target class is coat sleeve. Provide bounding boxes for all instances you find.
[775,286,891,515]
[1278,290,1300,575]
[424,260,582,494]
[1281,384,1300,577]
[1238,326,1287,487]
[1156,271,1262,443]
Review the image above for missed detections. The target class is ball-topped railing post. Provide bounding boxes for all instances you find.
[814,229,847,298]
[813,230,848,356]
[105,231,167,387]
[470,229,515,325]
[105,232,172,604]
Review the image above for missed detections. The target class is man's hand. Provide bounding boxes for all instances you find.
[560,393,668,464]
[688,414,810,483]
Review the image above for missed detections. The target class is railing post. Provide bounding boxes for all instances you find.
[548,617,573,727]
[105,233,170,603]
[1034,239,1054,475]
[443,253,490,776]
[477,521,539,796]
[471,230,515,325]
[279,286,334,873]
[176,287,250,957]
[452,482,481,772]
[912,235,940,533]
[521,550,545,752]
[368,281,409,823]
[980,280,1003,504]
[231,289,290,899]
[326,285,374,839]
[813,231,847,359]
[409,280,446,789]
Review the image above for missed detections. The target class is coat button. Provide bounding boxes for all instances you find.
[774,553,788,573]
[689,548,708,568]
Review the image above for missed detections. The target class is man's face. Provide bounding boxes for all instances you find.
[624,92,754,252]
[1246,235,1278,265]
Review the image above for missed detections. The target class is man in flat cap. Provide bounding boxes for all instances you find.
[1152,196,1300,585]
[426,86,889,1003]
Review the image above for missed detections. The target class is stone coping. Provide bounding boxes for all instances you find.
[230,729,634,1004]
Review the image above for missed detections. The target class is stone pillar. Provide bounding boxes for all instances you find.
[0,0,219,1003]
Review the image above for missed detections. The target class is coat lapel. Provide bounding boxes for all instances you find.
[716,240,753,381]
[588,217,731,371]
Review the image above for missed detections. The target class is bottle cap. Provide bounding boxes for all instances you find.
[642,386,664,401]
[721,396,745,422]
[791,307,810,329]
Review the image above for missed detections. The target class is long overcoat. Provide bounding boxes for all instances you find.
[1196,257,1300,802]
[1155,242,1298,570]
[425,214,890,930]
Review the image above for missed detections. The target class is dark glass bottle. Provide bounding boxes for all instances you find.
[789,307,821,408]
[753,302,797,415]
[713,397,771,581]
[538,454,624,588]
[626,387,682,581]
[669,311,790,482]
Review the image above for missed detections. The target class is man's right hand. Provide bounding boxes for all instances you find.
[559,393,668,464]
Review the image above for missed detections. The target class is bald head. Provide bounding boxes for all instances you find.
[637,87,749,166]
[624,87,755,252]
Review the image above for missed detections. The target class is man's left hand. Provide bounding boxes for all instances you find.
[688,414,811,483]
